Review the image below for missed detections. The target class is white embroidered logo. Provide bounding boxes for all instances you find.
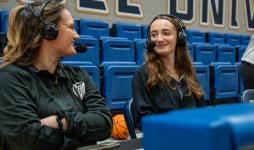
[72,81,86,100]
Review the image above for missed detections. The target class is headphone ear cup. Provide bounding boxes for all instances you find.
[41,22,59,40]
[177,31,187,45]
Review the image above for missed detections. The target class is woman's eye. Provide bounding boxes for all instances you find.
[164,32,170,35]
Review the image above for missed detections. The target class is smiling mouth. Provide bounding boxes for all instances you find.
[156,45,167,48]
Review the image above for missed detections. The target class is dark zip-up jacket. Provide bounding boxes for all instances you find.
[132,65,206,129]
[0,64,112,150]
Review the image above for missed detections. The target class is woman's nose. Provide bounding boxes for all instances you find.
[74,30,79,40]
[156,34,163,42]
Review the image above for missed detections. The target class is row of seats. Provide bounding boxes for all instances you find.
[62,61,139,110]
[75,19,251,46]
[0,33,247,65]
[64,36,246,65]
[62,61,241,111]
[187,30,251,46]
[63,36,144,65]
[188,43,246,64]
[0,10,251,45]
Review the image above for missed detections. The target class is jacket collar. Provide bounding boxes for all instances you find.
[26,63,68,79]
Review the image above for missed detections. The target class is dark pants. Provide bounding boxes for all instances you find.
[240,61,254,90]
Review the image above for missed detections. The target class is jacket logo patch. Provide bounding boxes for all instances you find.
[72,81,86,100]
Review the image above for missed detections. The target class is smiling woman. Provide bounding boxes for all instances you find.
[131,14,206,130]
[0,0,112,150]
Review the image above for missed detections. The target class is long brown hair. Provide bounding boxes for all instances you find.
[2,0,65,67]
[145,14,204,99]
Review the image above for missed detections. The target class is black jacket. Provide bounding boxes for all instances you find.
[132,65,206,129]
[0,64,112,150]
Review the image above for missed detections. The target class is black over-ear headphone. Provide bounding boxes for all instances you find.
[25,0,59,40]
[147,14,187,46]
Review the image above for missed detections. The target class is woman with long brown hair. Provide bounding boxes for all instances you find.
[132,14,206,129]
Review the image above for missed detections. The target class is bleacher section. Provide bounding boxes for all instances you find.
[0,11,251,109]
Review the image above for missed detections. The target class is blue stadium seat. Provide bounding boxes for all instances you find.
[74,19,79,34]
[134,39,146,65]
[188,43,194,61]
[142,103,254,150]
[225,33,241,46]
[216,44,236,63]
[236,45,247,62]
[194,43,216,65]
[194,64,210,100]
[61,62,100,89]
[62,61,93,66]
[103,63,139,110]
[0,32,7,54]
[212,63,238,99]
[63,35,99,65]
[101,37,135,63]
[236,62,244,96]
[186,29,206,43]
[142,25,148,39]
[241,35,251,45]
[207,32,225,44]
[0,10,9,32]
[111,22,142,40]
[79,19,109,39]
[80,65,100,90]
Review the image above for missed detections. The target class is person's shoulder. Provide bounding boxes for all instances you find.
[0,64,32,83]
[134,64,148,79]
[0,64,29,76]
[136,64,148,74]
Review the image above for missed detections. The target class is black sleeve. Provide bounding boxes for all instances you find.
[131,67,154,129]
[63,70,112,143]
[195,96,207,107]
[0,72,64,150]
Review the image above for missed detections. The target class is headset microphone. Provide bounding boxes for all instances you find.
[75,45,87,53]
[145,41,156,52]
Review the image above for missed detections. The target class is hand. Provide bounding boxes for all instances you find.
[40,115,58,129]
[40,115,68,131]
[61,118,68,131]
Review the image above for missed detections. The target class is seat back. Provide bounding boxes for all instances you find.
[63,35,99,65]
[242,89,254,103]
[79,19,109,38]
[213,63,238,99]
[194,43,216,65]
[123,99,137,139]
[194,64,210,100]
[216,44,236,63]
[103,63,139,110]
[207,31,225,44]
[186,29,206,43]
[111,22,142,40]
[101,37,135,63]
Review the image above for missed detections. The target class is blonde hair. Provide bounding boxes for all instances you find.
[2,1,64,67]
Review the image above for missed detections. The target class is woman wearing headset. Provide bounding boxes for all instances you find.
[0,0,112,149]
[131,14,206,130]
